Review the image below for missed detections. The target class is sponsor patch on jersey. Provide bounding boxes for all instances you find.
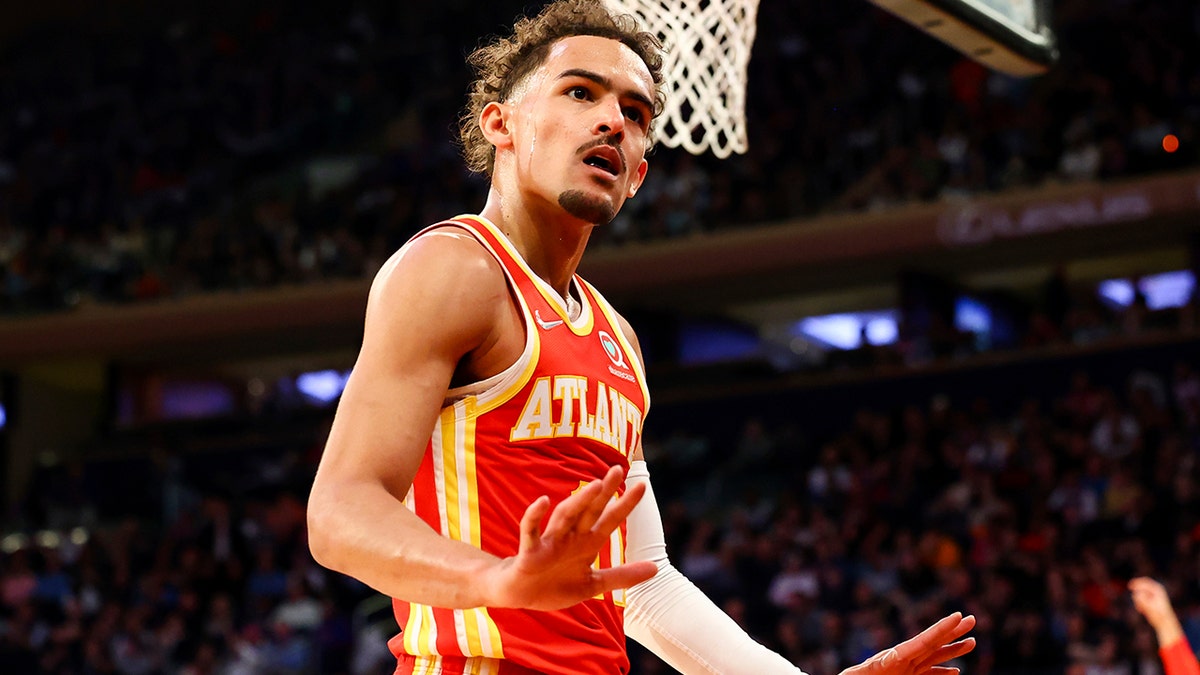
[598,331,627,369]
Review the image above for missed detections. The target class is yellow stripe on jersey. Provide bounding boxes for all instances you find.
[409,656,504,675]
[430,417,451,536]
[404,602,440,657]
[440,407,463,542]
[403,602,422,655]
[481,607,504,658]
[455,608,480,656]
[409,412,454,658]
[450,400,482,655]
[442,398,506,660]
[464,398,505,658]
[422,604,438,655]
[463,398,482,547]
[455,606,505,659]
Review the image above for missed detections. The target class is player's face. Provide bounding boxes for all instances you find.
[507,35,653,225]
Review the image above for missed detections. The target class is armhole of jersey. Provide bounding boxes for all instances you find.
[426,221,538,412]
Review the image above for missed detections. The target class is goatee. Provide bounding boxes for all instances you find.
[559,190,615,225]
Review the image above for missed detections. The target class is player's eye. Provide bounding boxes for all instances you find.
[624,107,644,124]
[567,86,590,100]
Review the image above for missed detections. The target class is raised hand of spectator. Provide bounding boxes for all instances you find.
[1130,577,1185,646]
[840,612,976,675]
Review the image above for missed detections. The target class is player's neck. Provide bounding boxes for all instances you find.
[479,189,593,298]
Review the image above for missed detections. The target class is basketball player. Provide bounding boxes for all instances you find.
[307,1,975,673]
[1130,577,1200,675]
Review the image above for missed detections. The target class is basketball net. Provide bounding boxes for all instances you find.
[603,0,760,158]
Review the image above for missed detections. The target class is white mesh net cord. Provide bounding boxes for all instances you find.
[603,0,760,158]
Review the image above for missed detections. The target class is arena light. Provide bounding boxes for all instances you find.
[796,310,899,350]
[954,295,992,335]
[1140,270,1194,310]
[1098,279,1136,308]
[1098,270,1195,311]
[0,533,28,553]
[296,369,350,404]
[35,530,61,549]
[865,317,899,345]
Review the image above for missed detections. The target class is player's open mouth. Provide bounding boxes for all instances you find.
[582,147,621,176]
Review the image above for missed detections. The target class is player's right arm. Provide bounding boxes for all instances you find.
[306,230,654,611]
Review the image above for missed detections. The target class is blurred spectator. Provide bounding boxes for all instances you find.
[1,0,1198,315]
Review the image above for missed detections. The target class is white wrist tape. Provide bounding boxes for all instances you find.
[624,461,807,675]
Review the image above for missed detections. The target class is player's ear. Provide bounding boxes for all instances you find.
[480,101,513,151]
[627,158,649,199]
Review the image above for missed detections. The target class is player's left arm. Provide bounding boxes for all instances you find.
[614,315,976,675]
[613,312,808,673]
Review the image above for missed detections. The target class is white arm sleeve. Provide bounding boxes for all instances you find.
[623,460,808,675]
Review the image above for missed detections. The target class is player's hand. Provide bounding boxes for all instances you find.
[1130,576,1185,644]
[483,465,658,611]
[840,612,976,675]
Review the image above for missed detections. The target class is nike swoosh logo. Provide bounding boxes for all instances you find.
[535,310,564,330]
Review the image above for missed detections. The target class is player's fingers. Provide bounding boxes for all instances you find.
[542,479,602,538]
[518,496,550,552]
[571,466,626,533]
[927,667,960,675]
[899,612,960,656]
[591,480,646,535]
[897,613,974,660]
[943,613,975,639]
[915,638,976,671]
[591,560,657,594]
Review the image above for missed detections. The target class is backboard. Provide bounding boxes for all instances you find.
[868,0,1058,76]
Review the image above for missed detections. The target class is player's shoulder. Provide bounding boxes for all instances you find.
[369,224,504,303]
[390,223,499,276]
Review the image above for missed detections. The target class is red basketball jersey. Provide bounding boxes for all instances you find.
[389,215,651,675]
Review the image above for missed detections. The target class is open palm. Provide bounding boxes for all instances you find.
[841,613,977,675]
[485,465,658,611]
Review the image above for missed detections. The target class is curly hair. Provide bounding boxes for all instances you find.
[458,0,665,176]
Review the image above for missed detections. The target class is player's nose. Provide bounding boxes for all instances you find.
[591,96,625,140]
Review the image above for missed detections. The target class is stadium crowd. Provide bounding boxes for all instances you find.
[1,311,1198,674]
[0,0,1197,313]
